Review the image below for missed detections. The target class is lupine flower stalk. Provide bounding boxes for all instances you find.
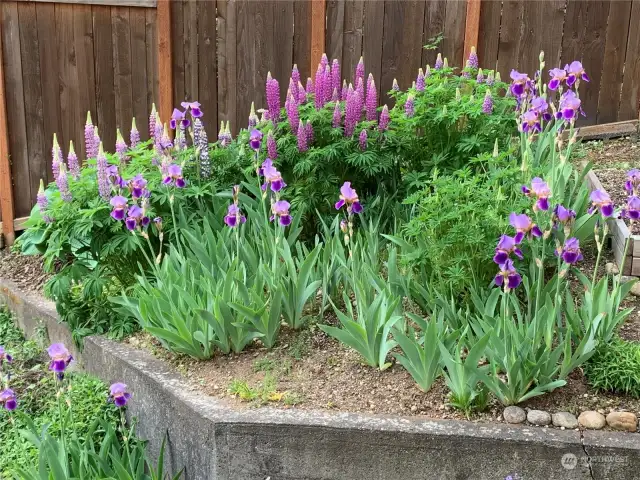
[434,53,443,70]
[154,113,163,155]
[84,112,96,159]
[468,47,479,69]
[341,79,348,101]
[379,105,390,131]
[291,64,301,99]
[476,68,484,83]
[323,64,332,104]
[392,78,399,91]
[286,93,299,133]
[359,129,367,151]
[248,102,259,128]
[37,179,53,223]
[331,87,339,102]
[266,72,281,124]
[320,53,329,70]
[52,134,62,181]
[486,71,495,86]
[115,129,127,164]
[365,78,377,121]
[194,118,210,178]
[305,77,313,97]
[314,65,325,110]
[482,89,493,114]
[297,119,307,152]
[405,95,415,118]
[354,56,364,89]
[149,103,157,140]
[67,141,80,180]
[93,127,101,157]
[331,59,341,94]
[267,131,277,160]
[96,143,110,201]
[443,58,449,69]
[332,101,341,128]
[130,118,140,148]
[305,120,314,145]
[57,164,72,202]
[416,68,425,91]
[344,84,357,137]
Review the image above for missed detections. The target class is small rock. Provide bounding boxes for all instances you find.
[620,275,635,284]
[553,412,579,429]
[410,405,417,413]
[606,412,638,432]
[605,262,619,275]
[527,410,552,426]
[630,282,640,297]
[579,411,606,430]
[504,406,527,424]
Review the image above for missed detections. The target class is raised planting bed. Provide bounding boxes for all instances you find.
[2,276,640,480]
[582,134,640,275]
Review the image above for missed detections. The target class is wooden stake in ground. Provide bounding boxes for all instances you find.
[0,15,15,246]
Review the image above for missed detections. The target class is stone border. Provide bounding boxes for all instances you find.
[1,277,639,480]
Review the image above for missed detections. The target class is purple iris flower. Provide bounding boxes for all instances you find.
[493,235,523,264]
[0,389,17,411]
[559,90,581,120]
[625,169,640,195]
[548,68,567,91]
[553,204,576,226]
[520,110,541,133]
[163,164,186,188]
[109,383,132,408]
[335,181,363,214]
[181,101,203,118]
[262,164,286,192]
[530,96,552,121]
[566,61,589,86]
[621,196,640,220]
[522,177,551,211]
[510,70,530,96]
[110,195,128,221]
[47,343,73,374]
[558,237,583,264]
[0,346,13,365]
[170,108,186,130]
[589,189,614,217]
[509,212,542,243]
[271,200,292,226]
[224,203,247,227]
[125,205,145,231]
[129,174,148,199]
[249,129,263,151]
[494,259,522,290]
[259,158,272,177]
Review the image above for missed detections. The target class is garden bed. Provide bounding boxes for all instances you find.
[3,275,640,480]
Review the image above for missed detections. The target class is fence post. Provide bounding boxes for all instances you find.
[464,0,481,62]
[157,0,173,127]
[311,0,325,70]
[0,14,15,246]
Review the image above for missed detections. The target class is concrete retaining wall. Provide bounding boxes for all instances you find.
[2,277,638,480]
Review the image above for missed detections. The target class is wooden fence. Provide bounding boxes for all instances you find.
[1,0,640,245]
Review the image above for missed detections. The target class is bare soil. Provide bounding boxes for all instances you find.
[0,249,50,293]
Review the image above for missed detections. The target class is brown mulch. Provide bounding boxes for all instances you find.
[0,249,49,293]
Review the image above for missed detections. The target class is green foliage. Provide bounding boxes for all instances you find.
[584,337,640,398]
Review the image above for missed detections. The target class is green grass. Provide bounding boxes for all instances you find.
[0,308,118,476]
[584,336,640,398]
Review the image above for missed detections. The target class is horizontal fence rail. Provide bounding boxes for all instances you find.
[1,0,639,244]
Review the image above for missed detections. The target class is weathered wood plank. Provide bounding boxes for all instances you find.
[112,6,133,132]
[293,0,311,82]
[363,0,384,100]
[325,0,344,70]
[36,1,63,175]
[561,0,588,67]
[130,6,147,140]
[0,4,14,233]
[311,0,326,71]
[15,0,156,7]
[477,0,500,70]
[341,0,364,86]
[73,3,96,160]
[619,0,640,121]
[197,0,217,138]
[216,0,236,131]
[496,0,524,77]
[463,0,481,62]
[2,1,31,217]
[170,0,184,107]
[273,0,294,103]
[157,0,172,126]
[519,0,566,77]
[57,4,80,160]
[442,0,466,68]
[93,5,117,150]
[145,7,157,131]
[18,1,46,206]
[183,0,198,103]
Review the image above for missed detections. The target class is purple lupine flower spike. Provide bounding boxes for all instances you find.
[589,189,614,217]
[320,53,329,70]
[314,64,325,110]
[392,78,399,91]
[305,77,313,96]
[335,181,363,214]
[341,79,348,101]
[93,127,101,157]
[267,131,277,160]
[266,72,281,123]
[271,200,292,226]
[331,87,339,102]
[434,53,444,70]
[160,123,173,150]
[379,105,390,131]
[224,203,246,228]
[286,93,299,134]
[344,84,357,137]
[558,237,583,264]
[248,102,259,128]
[130,118,140,148]
[149,103,157,140]
[468,46,478,69]
[486,71,495,86]
[482,90,493,114]
[476,68,484,83]
[366,73,374,99]
[0,389,17,411]
[154,114,163,154]
[96,143,110,201]
[359,129,367,151]
[115,129,127,164]
[52,134,62,181]
[67,141,80,180]
[57,164,72,202]
[416,68,425,91]
[297,120,307,152]
[84,112,96,159]
[323,64,332,104]
[493,235,523,264]
[305,120,314,145]
[291,64,301,99]
[332,101,341,128]
[331,59,341,95]
[354,56,365,89]
[37,180,53,223]
[193,118,210,178]
[366,78,377,121]
[109,383,132,408]
[509,212,542,243]
[405,95,415,118]
[47,343,73,376]
[494,259,522,290]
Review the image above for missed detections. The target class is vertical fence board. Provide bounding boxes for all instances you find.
[619,0,640,121]
[18,2,45,205]
[145,7,157,131]
[561,0,588,67]
[293,0,311,83]
[183,0,198,103]
[273,0,294,103]
[2,2,30,217]
[112,7,133,132]
[496,1,523,76]
[597,0,632,124]
[519,0,566,76]
[326,0,345,71]
[423,0,446,68]
[73,4,97,161]
[464,0,481,61]
[157,0,172,127]
[93,5,116,150]
[197,0,217,139]
[341,0,364,87]
[57,5,80,157]
[442,0,465,68]
[477,0,501,70]
[217,0,236,131]
[130,6,148,140]
[170,0,184,107]
[363,0,384,101]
